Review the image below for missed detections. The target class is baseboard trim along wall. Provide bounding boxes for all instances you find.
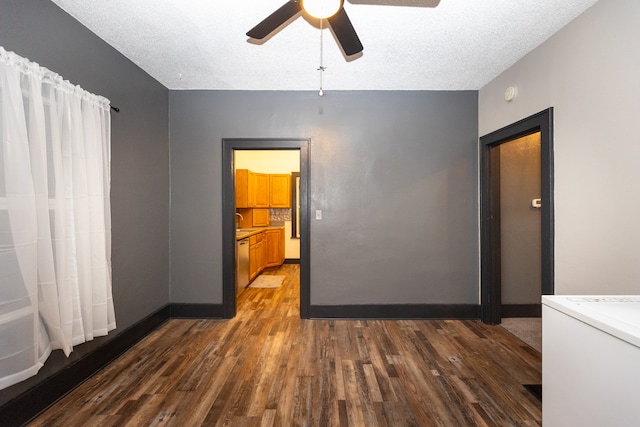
[309,304,481,319]
[170,303,224,318]
[501,304,542,318]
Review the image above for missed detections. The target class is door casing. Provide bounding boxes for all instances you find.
[222,138,310,319]
[480,109,554,325]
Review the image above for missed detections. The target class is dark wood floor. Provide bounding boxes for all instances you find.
[29,264,541,426]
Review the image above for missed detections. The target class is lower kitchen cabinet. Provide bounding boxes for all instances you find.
[249,232,265,281]
[265,228,285,268]
[248,228,285,282]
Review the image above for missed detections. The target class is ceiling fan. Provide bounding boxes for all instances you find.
[247,0,362,56]
[247,0,440,57]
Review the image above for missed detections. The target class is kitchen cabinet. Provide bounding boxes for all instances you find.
[236,169,269,208]
[269,174,291,208]
[236,169,249,208]
[252,209,270,227]
[249,232,265,281]
[247,228,284,282]
[249,241,258,281]
[264,228,285,268]
[238,208,270,228]
[252,172,270,207]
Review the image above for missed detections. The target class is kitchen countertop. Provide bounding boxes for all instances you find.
[236,225,284,240]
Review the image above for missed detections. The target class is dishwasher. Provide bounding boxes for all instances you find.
[236,238,250,294]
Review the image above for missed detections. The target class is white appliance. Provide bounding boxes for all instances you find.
[542,296,640,427]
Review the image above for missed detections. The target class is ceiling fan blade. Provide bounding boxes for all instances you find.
[247,1,302,39]
[347,0,440,7]
[327,8,363,56]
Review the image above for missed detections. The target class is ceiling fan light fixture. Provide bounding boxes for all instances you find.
[302,0,342,19]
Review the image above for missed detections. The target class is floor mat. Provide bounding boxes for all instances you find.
[249,275,285,288]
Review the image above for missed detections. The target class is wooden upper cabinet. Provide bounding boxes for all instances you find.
[237,208,270,227]
[269,174,291,208]
[251,209,270,227]
[236,169,249,208]
[236,169,269,208]
[253,173,270,208]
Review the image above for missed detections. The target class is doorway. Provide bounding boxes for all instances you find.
[480,109,554,325]
[500,133,542,316]
[222,138,310,319]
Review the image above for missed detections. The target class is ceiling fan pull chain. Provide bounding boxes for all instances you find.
[318,18,326,96]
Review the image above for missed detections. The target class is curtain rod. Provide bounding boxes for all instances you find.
[110,106,120,113]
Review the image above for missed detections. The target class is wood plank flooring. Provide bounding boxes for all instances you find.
[28,264,541,426]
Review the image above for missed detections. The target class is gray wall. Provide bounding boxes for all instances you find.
[0,0,169,401]
[479,0,640,295]
[170,90,479,305]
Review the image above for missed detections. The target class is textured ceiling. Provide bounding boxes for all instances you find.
[50,0,598,91]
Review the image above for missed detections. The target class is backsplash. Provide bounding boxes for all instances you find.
[270,208,291,222]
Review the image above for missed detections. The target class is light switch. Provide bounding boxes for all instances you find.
[315,210,322,220]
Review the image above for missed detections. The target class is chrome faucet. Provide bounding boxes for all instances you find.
[235,212,244,229]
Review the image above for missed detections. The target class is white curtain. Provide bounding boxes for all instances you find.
[0,46,115,391]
